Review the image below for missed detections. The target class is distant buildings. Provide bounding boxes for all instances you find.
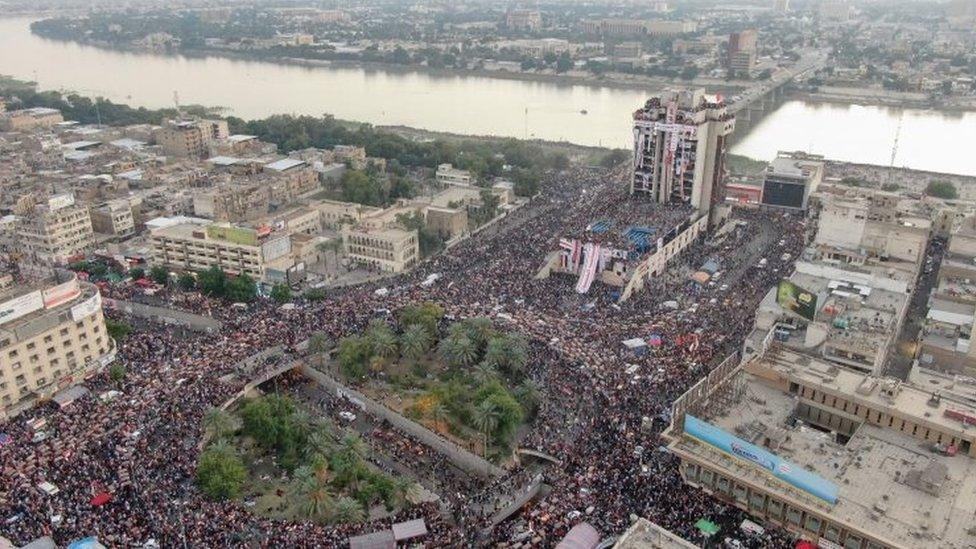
[727,29,758,75]
[89,199,136,239]
[581,19,697,37]
[435,163,474,186]
[632,89,735,224]
[0,270,114,420]
[0,107,64,132]
[505,9,542,32]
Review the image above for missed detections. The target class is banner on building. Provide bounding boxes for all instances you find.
[70,293,102,321]
[43,279,81,309]
[776,279,818,321]
[684,415,838,504]
[0,290,44,326]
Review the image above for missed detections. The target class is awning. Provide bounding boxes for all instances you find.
[694,519,720,536]
[621,338,647,349]
[90,492,112,507]
[348,530,395,549]
[52,385,89,408]
[392,518,427,541]
[555,522,600,549]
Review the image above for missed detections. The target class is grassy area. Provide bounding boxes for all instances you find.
[727,154,768,176]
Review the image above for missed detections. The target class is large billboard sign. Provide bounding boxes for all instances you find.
[0,290,45,326]
[70,293,102,321]
[43,279,81,309]
[685,415,838,504]
[777,279,818,321]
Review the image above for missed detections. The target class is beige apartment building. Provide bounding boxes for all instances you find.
[0,107,64,132]
[150,220,296,281]
[341,226,419,273]
[0,271,115,420]
[89,199,136,238]
[17,194,96,264]
[155,118,229,158]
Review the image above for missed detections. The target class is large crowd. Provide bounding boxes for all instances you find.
[1,164,808,547]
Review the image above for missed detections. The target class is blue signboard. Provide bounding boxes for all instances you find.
[684,415,839,504]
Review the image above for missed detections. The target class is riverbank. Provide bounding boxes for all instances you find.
[826,160,976,199]
[794,86,976,112]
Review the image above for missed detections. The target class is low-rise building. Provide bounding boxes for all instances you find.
[341,226,419,273]
[0,107,64,132]
[89,199,136,239]
[761,151,825,211]
[0,270,115,420]
[436,163,474,186]
[155,118,229,158]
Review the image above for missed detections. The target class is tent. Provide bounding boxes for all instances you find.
[52,385,89,409]
[691,271,710,284]
[701,259,720,274]
[392,519,427,542]
[90,492,112,507]
[694,519,720,537]
[555,522,600,549]
[621,338,648,356]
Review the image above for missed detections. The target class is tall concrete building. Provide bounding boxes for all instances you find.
[155,118,229,158]
[727,29,758,75]
[632,89,735,224]
[17,194,95,264]
[0,270,114,420]
[761,151,824,210]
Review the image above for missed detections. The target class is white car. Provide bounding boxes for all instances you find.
[339,411,357,422]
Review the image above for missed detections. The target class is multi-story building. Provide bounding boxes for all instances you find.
[665,345,976,549]
[727,30,758,74]
[581,19,697,37]
[436,163,474,186]
[89,199,136,239]
[505,9,542,31]
[341,226,419,273]
[632,89,735,225]
[149,219,296,282]
[17,194,96,264]
[0,270,115,420]
[761,151,824,211]
[155,118,229,158]
[0,107,64,132]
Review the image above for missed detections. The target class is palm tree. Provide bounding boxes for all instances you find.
[339,432,367,459]
[503,334,529,374]
[203,407,237,440]
[482,337,507,370]
[331,496,366,524]
[306,424,336,458]
[290,409,314,444]
[290,462,333,523]
[472,362,498,385]
[400,324,431,361]
[514,379,541,415]
[462,317,495,349]
[428,402,449,433]
[472,401,500,457]
[440,334,478,367]
[307,332,331,366]
[368,321,398,360]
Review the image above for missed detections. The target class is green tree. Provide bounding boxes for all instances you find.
[475,380,524,444]
[198,266,226,297]
[398,302,444,338]
[270,283,292,304]
[367,320,398,361]
[109,363,126,382]
[177,272,196,291]
[926,180,958,199]
[336,336,373,379]
[305,287,327,302]
[128,267,145,280]
[341,169,386,206]
[149,265,170,285]
[105,318,132,341]
[307,331,332,361]
[514,379,541,416]
[331,496,366,524]
[400,324,432,361]
[225,274,257,303]
[472,400,500,456]
[601,149,629,168]
[290,458,334,523]
[438,333,479,367]
[556,51,573,73]
[196,443,247,501]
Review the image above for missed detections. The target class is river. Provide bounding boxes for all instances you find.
[1,16,975,176]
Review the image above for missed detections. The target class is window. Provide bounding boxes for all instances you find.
[26,342,36,350]
[824,524,842,542]
[768,499,784,519]
[844,535,863,549]
[786,507,803,526]
[7,349,17,358]
[805,515,822,534]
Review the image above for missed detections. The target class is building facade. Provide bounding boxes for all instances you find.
[632,89,735,224]
[17,194,96,264]
[155,118,229,158]
[761,151,824,210]
[341,226,419,273]
[150,221,295,281]
[0,271,115,420]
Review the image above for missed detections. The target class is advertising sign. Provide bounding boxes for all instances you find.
[70,293,102,322]
[0,290,44,326]
[43,279,81,309]
[206,224,258,246]
[684,415,838,504]
[776,279,818,321]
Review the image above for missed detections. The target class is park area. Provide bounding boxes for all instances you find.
[195,394,415,525]
[331,302,539,463]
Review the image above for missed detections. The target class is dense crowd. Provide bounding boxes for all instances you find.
[1,164,808,547]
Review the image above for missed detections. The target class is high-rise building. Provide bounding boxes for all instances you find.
[774,0,790,13]
[0,269,115,420]
[727,30,759,74]
[505,9,542,32]
[155,118,229,158]
[17,194,95,264]
[632,89,735,223]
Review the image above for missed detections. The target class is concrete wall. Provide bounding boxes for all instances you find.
[102,298,223,332]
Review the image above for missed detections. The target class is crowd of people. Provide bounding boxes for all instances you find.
[1,163,809,548]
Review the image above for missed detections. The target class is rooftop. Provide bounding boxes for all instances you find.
[614,517,697,548]
[675,359,976,549]
[264,158,306,172]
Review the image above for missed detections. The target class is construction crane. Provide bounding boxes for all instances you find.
[887,113,903,187]
[172,90,184,118]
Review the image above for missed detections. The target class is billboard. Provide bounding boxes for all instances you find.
[43,278,81,309]
[206,224,258,246]
[777,279,818,321]
[0,290,44,326]
[71,293,102,321]
[684,415,838,504]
